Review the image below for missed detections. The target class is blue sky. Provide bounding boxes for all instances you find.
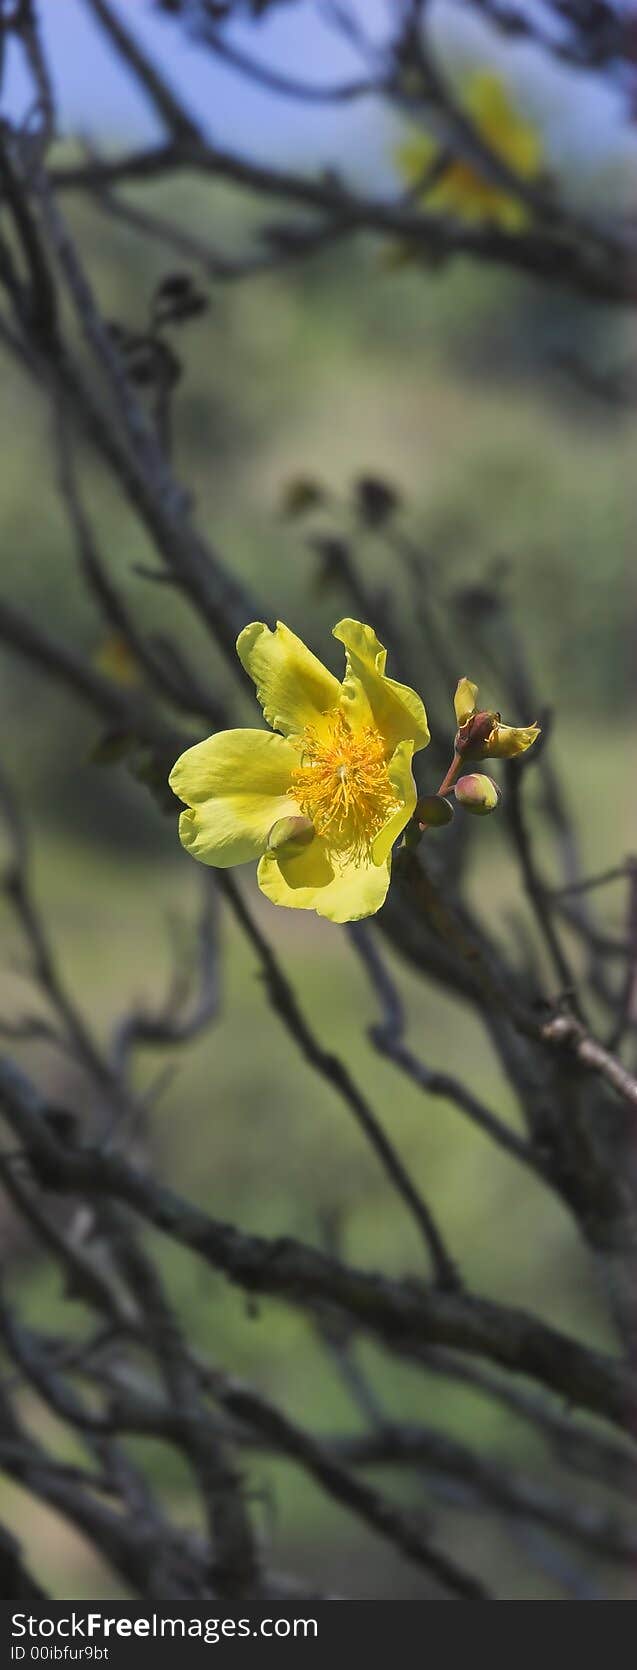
[4,6,633,220]
[2,0,394,166]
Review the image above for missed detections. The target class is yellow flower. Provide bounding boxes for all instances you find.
[396,70,541,230]
[169,619,430,923]
[453,676,540,760]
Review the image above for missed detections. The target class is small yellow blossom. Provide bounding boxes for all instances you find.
[396,70,541,230]
[169,619,430,923]
[453,677,540,760]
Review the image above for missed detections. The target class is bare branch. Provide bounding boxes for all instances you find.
[1,1056,635,1433]
[110,871,221,1072]
[348,921,545,1176]
[217,873,461,1289]
[81,0,202,142]
[50,141,637,306]
[239,1416,637,1568]
[541,1012,637,1113]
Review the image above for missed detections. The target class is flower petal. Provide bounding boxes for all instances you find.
[169,728,298,867]
[395,130,438,195]
[237,620,340,739]
[333,618,430,754]
[372,739,417,864]
[257,838,391,923]
[486,721,540,759]
[454,676,479,726]
[470,71,541,181]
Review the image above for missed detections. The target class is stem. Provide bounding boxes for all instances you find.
[418,753,462,832]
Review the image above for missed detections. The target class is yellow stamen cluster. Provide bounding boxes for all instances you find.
[291,711,398,860]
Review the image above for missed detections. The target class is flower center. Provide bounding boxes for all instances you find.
[290,711,399,861]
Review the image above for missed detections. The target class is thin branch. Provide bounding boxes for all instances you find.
[217,873,461,1289]
[26,159,262,665]
[0,770,123,1095]
[0,594,185,757]
[0,1152,130,1328]
[102,1206,261,1602]
[545,865,637,899]
[196,21,380,103]
[81,0,202,142]
[203,1369,489,1599]
[14,0,56,150]
[0,1285,113,1434]
[413,1347,637,1503]
[110,872,221,1074]
[237,1416,637,1567]
[1,1056,635,1433]
[90,180,353,282]
[463,0,629,69]
[50,142,637,306]
[505,763,582,1008]
[93,1355,488,1598]
[606,858,637,1053]
[0,1384,194,1597]
[541,1012,637,1113]
[54,412,225,728]
[348,922,545,1177]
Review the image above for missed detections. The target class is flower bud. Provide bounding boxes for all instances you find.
[267,815,315,855]
[452,677,540,761]
[454,709,497,759]
[455,774,500,816]
[416,794,454,829]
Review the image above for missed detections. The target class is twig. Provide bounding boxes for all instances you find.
[93,1353,488,1598]
[203,1370,489,1599]
[237,1417,637,1567]
[505,764,582,1009]
[91,181,352,283]
[545,865,637,899]
[102,1207,261,1602]
[1,1056,635,1433]
[541,1012,637,1112]
[348,922,545,1177]
[0,595,184,757]
[110,871,221,1075]
[50,142,637,306]
[413,1347,637,1502]
[0,1383,193,1597]
[218,874,461,1289]
[195,21,379,104]
[81,0,202,143]
[54,414,225,728]
[606,859,637,1053]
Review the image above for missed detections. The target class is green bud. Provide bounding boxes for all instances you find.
[415,795,454,829]
[267,815,315,855]
[454,774,500,816]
